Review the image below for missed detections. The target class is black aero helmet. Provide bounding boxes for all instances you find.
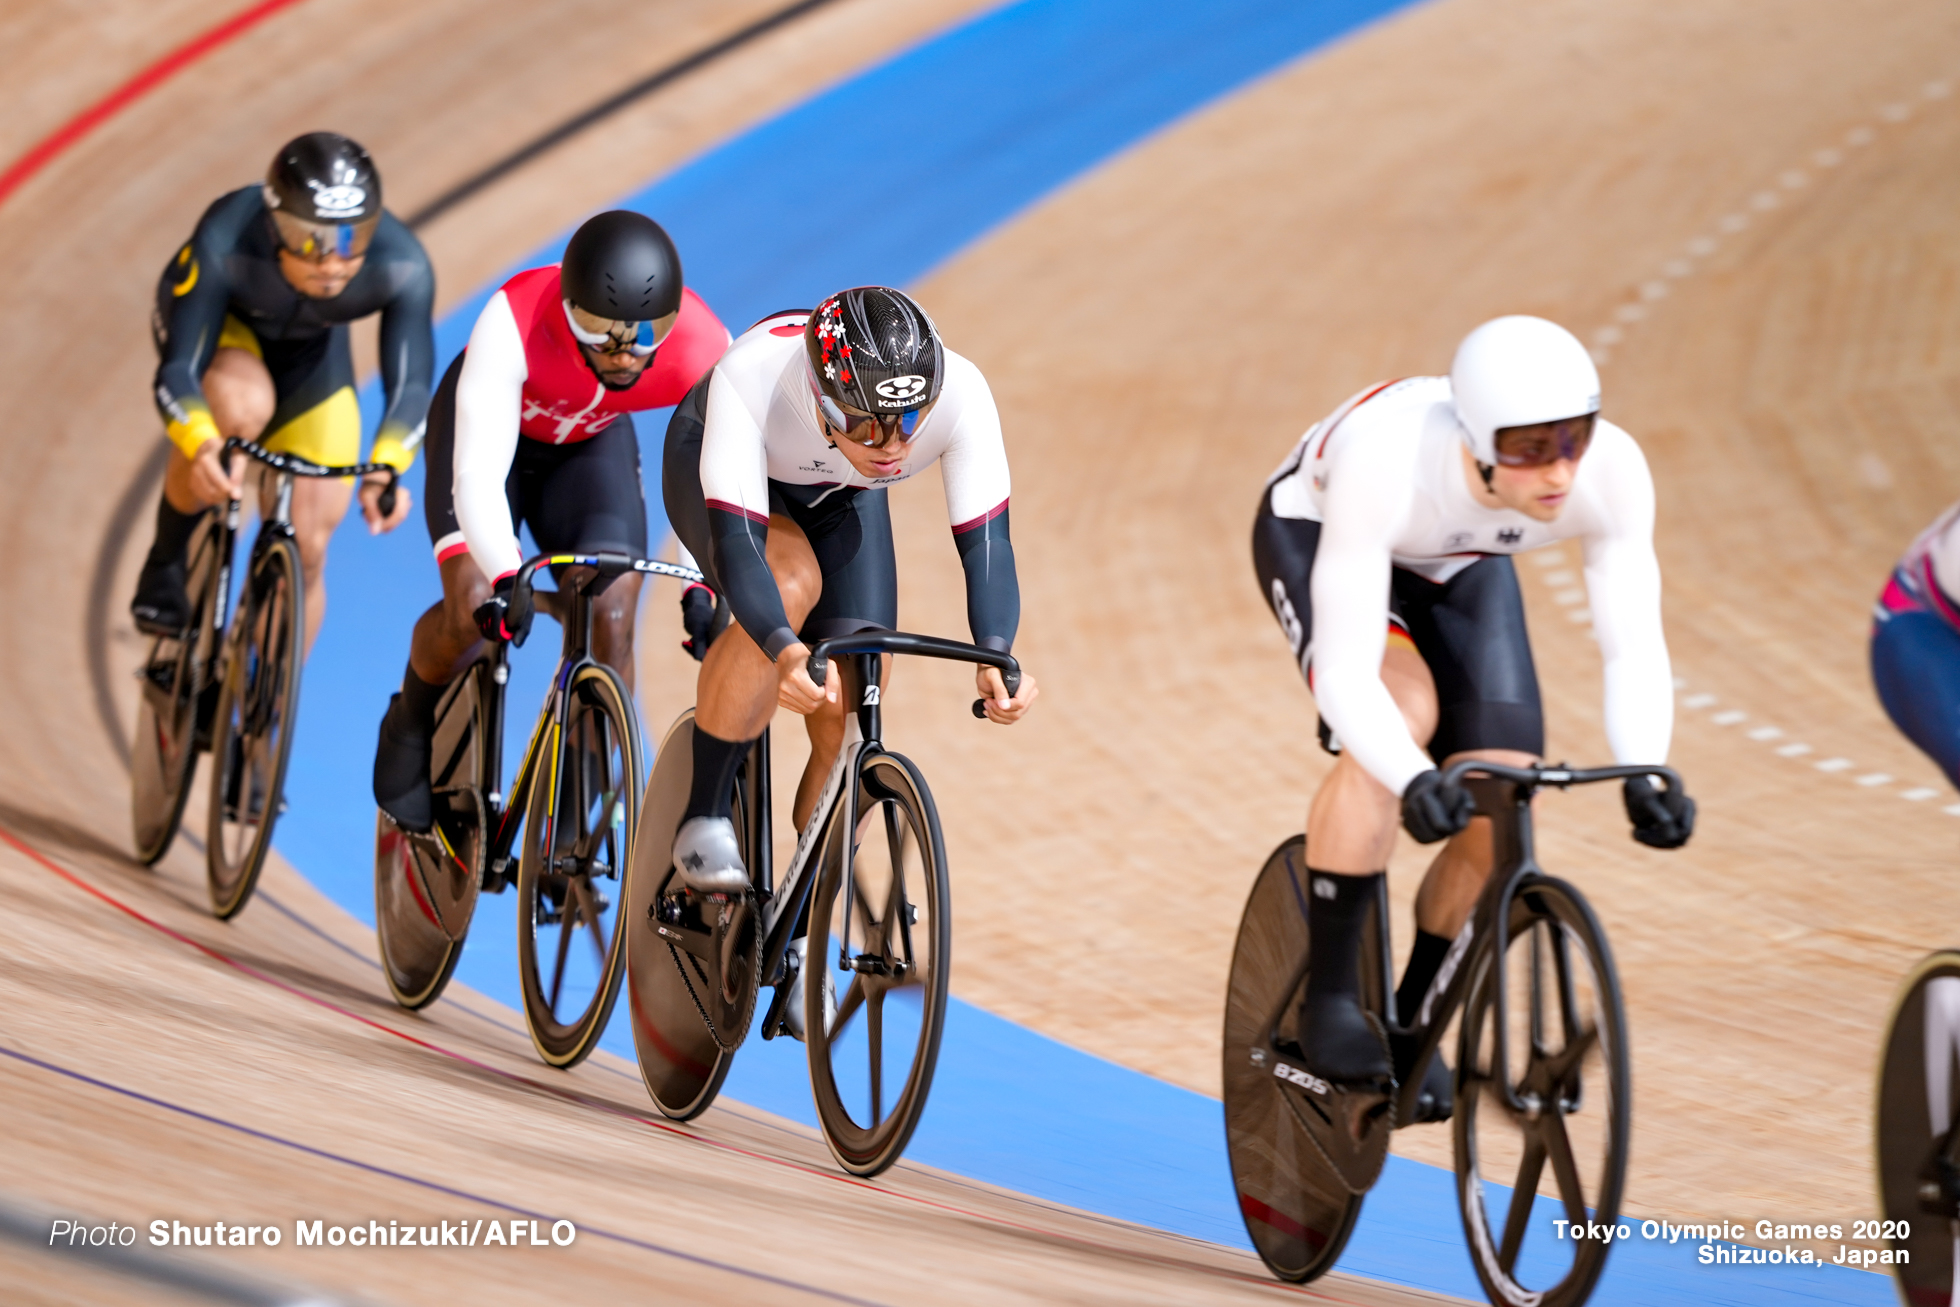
[805,286,944,421]
[264,132,381,260]
[560,211,684,324]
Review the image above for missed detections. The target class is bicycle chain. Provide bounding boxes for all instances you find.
[665,939,739,1052]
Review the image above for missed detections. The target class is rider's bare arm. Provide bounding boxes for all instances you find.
[450,291,531,583]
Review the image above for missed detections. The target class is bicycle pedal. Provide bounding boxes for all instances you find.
[1269,1055,1395,1194]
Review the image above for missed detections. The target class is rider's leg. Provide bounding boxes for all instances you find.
[134,347,274,632]
[1297,641,1438,1082]
[270,469,355,654]
[588,572,644,694]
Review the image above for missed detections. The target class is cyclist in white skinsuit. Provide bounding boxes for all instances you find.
[1252,315,1694,1111]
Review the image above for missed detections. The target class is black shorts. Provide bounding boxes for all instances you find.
[663,376,897,641]
[422,351,648,563]
[1251,485,1544,762]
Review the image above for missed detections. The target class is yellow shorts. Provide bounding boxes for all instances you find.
[216,315,363,469]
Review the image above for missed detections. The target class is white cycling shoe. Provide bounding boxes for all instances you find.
[782,937,837,1043]
[671,816,751,894]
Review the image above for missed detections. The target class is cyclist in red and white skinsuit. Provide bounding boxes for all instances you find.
[1252,316,1694,1110]
[372,211,729,832]
[1871,503,1960,786]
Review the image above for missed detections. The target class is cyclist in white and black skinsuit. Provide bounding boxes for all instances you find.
[663,288,1037,914]
[1252,315,1694,1113]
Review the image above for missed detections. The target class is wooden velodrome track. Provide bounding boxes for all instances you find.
[4,0,1959,1301]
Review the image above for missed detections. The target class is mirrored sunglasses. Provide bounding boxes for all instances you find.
[563,302,679,357]
[271,210,378,263]
[1493,414,1596,468]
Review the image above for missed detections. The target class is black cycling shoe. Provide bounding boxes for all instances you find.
[1296,993,1394,1087]
[130,557,191,637]
[1393,1033,1454,1124]
[372,694,433,833]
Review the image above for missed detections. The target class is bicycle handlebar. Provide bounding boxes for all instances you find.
[803,630,1021,720]
[222,437,402,517]
[1440,758,1685,793]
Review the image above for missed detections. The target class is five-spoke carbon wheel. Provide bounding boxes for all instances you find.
[1223,835,1370,1282]
[206,537,303,919]
[1454,875,1629,1307]
[806,750,950,1177]
[131,514,223,866]
[517,662,641,1068]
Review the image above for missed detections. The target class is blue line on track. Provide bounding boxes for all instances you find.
[267,2,1894,1302]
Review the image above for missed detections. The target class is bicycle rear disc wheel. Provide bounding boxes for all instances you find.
[206,537,303,919]
[1454,875,1629,1307]
[1875,950,1960,1301]
[1223,835,1368,1282]
[376,667,491,1009]
[516,662,641,1068]
[806,750,950,1177]
[131,514,222,865]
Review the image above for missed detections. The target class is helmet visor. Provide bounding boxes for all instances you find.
[812,384,931,448]
[271,209,379,262]
[1492,414,1595,468]
[564,301,679,357]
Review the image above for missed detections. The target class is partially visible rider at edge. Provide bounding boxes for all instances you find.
[1252,315,1693,1111]
[664,287,1037,914]
[371,210,730,833]
[131,132,431,646]
[1871,502,1960,787]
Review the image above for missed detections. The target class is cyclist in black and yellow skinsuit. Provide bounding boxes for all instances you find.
[132,132,434,648]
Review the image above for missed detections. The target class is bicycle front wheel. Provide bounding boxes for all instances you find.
[1223,835,1369,1282]
[131,512,223,865]
[516,661,641,1068]
[1454,875,1629,1307]
[806,750,950,1177]
[205,536,303,919]
[1874,950,1960,1302]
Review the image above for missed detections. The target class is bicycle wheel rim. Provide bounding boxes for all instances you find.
[131,516,222,864]
[1222,835,1367,1282]
[206,539,302,919]
[1454,876,1629,1307]
[516,663,641,1067]
[1875,950,1960,1300]
[806,751,950,1177]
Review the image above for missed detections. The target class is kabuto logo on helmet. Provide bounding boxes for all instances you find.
[875,375,928,403]
[310,184,367,216]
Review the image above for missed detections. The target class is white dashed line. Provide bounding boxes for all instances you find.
[1683,693,1718,709]
[1747,726,1783,741]
[1903,788,1939,801]
[1776,743,1813,758]
[1711,710,1747,726]
[1856,773,1893,787]
[1815,758,1853,773]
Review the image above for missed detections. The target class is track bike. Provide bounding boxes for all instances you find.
[373,551,701,1069]
[1874,951,1960,1300]
[1224,759,1677,1307]
[131,438,398,920]
[624,630,1018,1176]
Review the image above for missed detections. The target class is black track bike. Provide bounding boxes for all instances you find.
[1224,759,1675,1307]
[623,631,1017,1176]
[372,551,700,1070]
[1874,951,1960,1299]
[131,438,398,921]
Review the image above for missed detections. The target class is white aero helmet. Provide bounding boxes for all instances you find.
[1449,316,1600,466]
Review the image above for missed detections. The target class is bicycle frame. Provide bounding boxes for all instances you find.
[473,552,704,885]
[737,632,1022,1025]
[1253,760,1678,1122]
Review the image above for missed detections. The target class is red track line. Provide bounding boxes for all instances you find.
[2,824,1380,1302]
[0,0,311,208]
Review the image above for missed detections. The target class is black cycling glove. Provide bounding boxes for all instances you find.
[1401,769,1476,844]
[473,575,532,647]
[1624,775,1695,849]
[680,584,717,662]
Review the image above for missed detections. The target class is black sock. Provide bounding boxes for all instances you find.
[684,727,754,823]
[1395,928,1453,1028]
[397,665,446,737]
[1304,869,1383,1006]
[144,494,205,570]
